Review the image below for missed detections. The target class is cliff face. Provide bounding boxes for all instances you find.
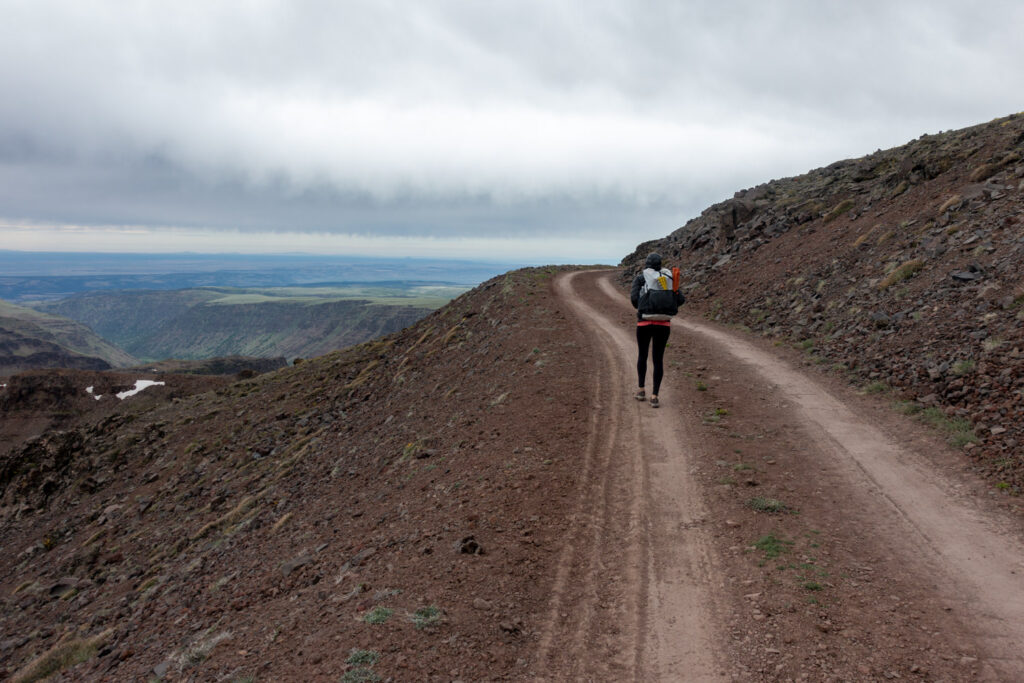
[623,113,1024,484]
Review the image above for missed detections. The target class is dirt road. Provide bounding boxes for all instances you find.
[532,270,1024,681]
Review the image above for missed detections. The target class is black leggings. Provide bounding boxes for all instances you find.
[636,324,671,394]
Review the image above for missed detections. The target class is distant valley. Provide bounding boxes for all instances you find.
[30,283,467,362]
[0,299,137,376]
[0,253,504,372]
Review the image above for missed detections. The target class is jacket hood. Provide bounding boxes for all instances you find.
[644,252,663,270]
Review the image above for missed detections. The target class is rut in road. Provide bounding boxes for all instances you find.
[534,270,726,681]
[531,269,1024,680]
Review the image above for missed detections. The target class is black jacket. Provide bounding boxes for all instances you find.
[630,272,686,322]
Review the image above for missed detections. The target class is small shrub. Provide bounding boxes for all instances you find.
[748,497,788,513]
[342,668,382,683]
[364,606,393,624]
[696,381,708,391]
[969,162,998,182]
[982,337,1003,352]
[410,605,442,630]
[803,581,824,591]
[951,359,975,375]
[346,650,380,666]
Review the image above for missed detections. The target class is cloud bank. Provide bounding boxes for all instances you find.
[1,0,1022,258]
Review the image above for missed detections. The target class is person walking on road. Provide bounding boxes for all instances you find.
[630,252,685,408]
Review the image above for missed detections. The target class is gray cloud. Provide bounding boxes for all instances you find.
[1,0,1022,250]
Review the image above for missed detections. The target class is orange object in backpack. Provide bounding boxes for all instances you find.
[671,267,680,292]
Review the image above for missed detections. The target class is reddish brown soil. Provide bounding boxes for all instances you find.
[3,267,1024,681]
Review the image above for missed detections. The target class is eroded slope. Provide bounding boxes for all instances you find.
[0,268,591,681]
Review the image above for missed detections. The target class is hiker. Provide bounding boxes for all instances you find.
[630,252,685,408]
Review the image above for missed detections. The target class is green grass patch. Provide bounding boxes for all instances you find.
[864,381,889,394]
[917,407,979,447]
[894,400,922,416]
[753,534,793,560]
[696,381,708,391]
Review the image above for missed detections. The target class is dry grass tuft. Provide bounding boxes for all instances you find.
[878,259,925,289]
[937,194,962,214]
[11,629,112,683]
[271,512,293,533]
[823,199,855,223]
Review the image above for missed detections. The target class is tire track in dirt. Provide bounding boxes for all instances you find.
[585,269,1024,679]
[671,317,1024,675]
[532,271,726,681]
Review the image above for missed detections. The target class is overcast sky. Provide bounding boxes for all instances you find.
[1,1,1022,263]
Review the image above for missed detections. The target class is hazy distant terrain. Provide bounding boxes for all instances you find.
[0,252,515,302]
[34,283,466,361]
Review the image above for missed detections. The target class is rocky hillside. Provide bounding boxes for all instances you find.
[34,288,438,362]
[623,112,1024,487]
[0,300,137,377]
[0,268,591,681]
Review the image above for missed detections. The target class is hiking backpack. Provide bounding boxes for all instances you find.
[638,267,678,321]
